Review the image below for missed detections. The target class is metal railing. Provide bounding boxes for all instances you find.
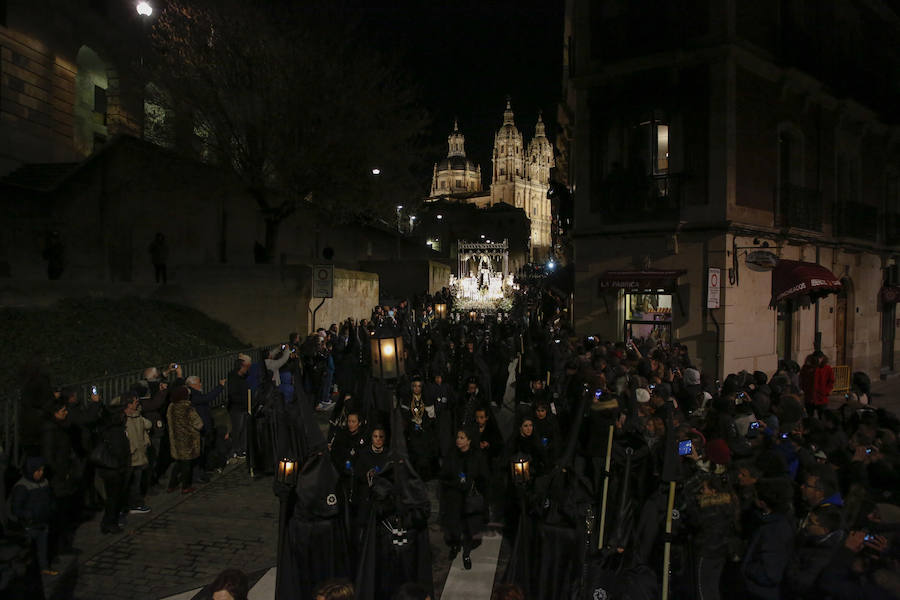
[1,343,281,465]
[775,184,823,231]
[599,172,684,224]
[834,201,879,240]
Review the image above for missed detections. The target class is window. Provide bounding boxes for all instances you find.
[455,179,462,187]
[624,292,673,346]
[631,113,669,175]
[500,168,505,176]
[93,85,108,125]
[441,181,446,189]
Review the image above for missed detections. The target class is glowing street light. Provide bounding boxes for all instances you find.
[372,168,381,175]
[547,260,556,270]
[136,1,153,16]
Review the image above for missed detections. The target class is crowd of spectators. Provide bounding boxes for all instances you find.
[5,279,900,600]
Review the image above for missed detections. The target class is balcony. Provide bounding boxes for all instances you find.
[886,212,900,247]
[833,201,879,240]
[774,184,822,232]
[596,173,683,225]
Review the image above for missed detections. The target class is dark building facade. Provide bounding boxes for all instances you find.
[560,0,900,379]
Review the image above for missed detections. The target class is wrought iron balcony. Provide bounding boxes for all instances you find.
[597,173,683,225]
[774,184,822,231]
[886,212,900,247]
[833,201,879,240]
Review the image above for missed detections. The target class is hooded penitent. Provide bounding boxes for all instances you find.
[279,385,351,600]
[354,408,433,600]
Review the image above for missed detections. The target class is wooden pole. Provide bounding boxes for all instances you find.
[661,480,677,600]
[247,389,255,479]
[597,424,615,549]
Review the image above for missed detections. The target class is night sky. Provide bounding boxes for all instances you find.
[349,0,565,190]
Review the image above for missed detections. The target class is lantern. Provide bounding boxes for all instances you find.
[370,327,405,380]
[434,302,447,320]
[276,457,298,486]
[510,454,531,485]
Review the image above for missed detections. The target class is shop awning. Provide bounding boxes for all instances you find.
[598,269,687,292]
[880,286,900,304]
[770,260,842,306]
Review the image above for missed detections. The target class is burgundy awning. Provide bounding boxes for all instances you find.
[599,269,687,292]
[880,286,900,304]
[770,260,842,306]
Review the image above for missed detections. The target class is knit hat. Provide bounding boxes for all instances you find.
[635,388,650,404]
[706,438,732,465]
[683,368,701,386]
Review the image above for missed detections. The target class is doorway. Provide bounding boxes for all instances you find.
[776,301,794,362]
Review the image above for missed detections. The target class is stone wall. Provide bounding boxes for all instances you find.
[308,268,379,332]
[0,264,379,346]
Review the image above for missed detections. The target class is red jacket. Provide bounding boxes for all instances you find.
[813,364,834,406]
[799,365,817,406]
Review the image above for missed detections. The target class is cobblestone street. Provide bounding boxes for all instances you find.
[47,464,279,600]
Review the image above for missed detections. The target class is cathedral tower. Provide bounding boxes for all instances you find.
[489,99,554,262]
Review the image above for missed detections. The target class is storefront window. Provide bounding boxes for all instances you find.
[624,292,673,345]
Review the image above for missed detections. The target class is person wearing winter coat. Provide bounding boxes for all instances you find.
[123,394,152,514]
[741,477,796,599]
[11,456,57,575]
[811,352,835,418]
[440,428,490,570]
[166,385,203,494]
[40,398,81,556]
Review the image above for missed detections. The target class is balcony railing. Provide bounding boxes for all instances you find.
[834,201,879,240]
[775,184,822,231]
[597,173,683,225]
[885,212,900,247]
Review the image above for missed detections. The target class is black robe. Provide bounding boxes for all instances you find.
[354,465,433,600]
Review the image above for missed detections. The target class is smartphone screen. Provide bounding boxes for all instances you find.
[678,439,693,456]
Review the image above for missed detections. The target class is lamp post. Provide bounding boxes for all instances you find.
[274,457,298,600]
[136,1,153,16]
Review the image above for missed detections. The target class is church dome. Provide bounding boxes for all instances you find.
[436,155,478,172]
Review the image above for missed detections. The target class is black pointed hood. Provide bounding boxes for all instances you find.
[293,386,342,519]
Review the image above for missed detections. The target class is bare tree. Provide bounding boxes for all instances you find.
[146,0,429,261]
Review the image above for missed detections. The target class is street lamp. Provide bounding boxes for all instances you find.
[372,168,381,175]
[136,1,153,16]
[370,327,405,381]
[396,205,403,232]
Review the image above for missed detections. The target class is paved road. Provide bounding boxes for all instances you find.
[47,463,279,600]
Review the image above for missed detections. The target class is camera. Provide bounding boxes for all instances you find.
[781,432,789,439]
[594,389,604,399]
[678,439,693,456]
[91,385,97,395]
[649,384,656,391]
[866,447,874,455]
[864,533,875,542]
[749,421,760,432]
